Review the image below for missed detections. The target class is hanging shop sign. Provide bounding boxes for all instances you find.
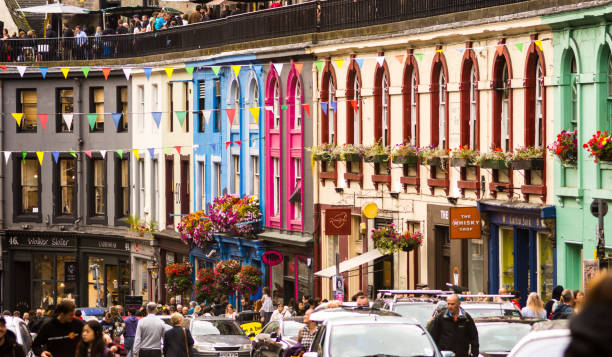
[262,250,283,266]
[450,207,481,239]
[65,262,78,282]
[325,207,352,235]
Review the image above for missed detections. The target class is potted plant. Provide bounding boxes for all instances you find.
[396,231,423,252]
[548,130,577,167]
[370,224,401,255]
[391,142,419,164]
[511,146,545,170]
[308,143,338,163]
[479,147,511,169]
[450,145,479,167]
[584,130,612,163]
[178,211,213,248]
[214,259,241,297]
[194,267,216,303]
[234,265,263,297]
[338,143,365,162]
[364,140,390,163]
[165,263,193,297]
[419,145,449,167]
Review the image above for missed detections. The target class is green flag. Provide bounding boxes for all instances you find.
[314,60,323,73]
[69,150,77,158]
[22,152,27,162]
[514,42,524,52]
[87,113,98,130]
[281,104,288,111]
[211,66,221,76]
[82,67,91,78]
[176,111,186,126]
[185,66,194,75]
[414,53,424,61]
[164,146,171,155]
[116,149,123,159]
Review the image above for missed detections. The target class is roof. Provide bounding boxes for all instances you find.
[321,314,421,326]
[5,0,47,34]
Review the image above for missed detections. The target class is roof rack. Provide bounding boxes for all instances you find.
[379,289,447,295]
[438,294,515,298]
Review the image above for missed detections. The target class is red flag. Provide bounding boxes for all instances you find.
[294,62,303,74]
[225,141,232,149]
[235,140,242,147]
[38,113,48,131]
[174,146,182,155]
[0,65,6,72]
[350,100,358,112]
[302,104,310,117]
[102,67,111,80]
[84,150,92,158]
[225,109,236,127]
[395,55,405,64]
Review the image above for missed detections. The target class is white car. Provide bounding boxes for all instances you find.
[3,316,34,357]
[507,328,570,357]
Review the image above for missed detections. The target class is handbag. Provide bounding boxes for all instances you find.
[183,327,196,357]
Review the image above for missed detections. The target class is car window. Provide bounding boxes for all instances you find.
[477,323,531,352]
[463,307,506,318]
[513,335,570,357]
[262,321,279,334]
[393,304,436,327]
[191,320,244,336]
[282,321,304,338]
[310,326,326,354]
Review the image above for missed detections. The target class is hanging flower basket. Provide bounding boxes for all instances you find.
[365,154,390,163]
[235,265,263,297]
[194,268,216,303]
[214,259,241,297]
[178,211,213,248]
[398,232,423,252]
[584,130,612,163]
[371,225,423,255]
[548,130,577,167]
[338,144,365,162]
[419,146,449,167]
[165,263,193,297]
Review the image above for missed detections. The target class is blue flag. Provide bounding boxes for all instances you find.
[152,112,162,128]
[112,113,122,129]
[147,148,155,158]
[144,67,152,80]
[330,101,337,113]
[52,152,59,163]
[355,58,364,69]
[321,102,328,115]
[39,67,48,79]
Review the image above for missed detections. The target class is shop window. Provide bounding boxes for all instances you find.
[198,81,206,133]
[538,233,554,302]
[17,158,40,215]
[273,81,281,130]
[57,158,76,216]
[249,78,259,130]
[273,158,280,217]
[16,89,37,132]
[230,80,240,129]
[139,160,145,217]
[90,158,106,217]
[138,85,145,131]
[297,256,310,301]
[214,163,221,198]
[117,86,128,131]
[88,257,105,307]
[32,254,76,310]
[271,259,284,301]
[56,255,77,304]
[116,157,130,218]
[500,228,514,291]
[89,87,105,132]
[56,88,73,133]
[233,156,240,195]
[252,156,259,196]
[213,79,221,133]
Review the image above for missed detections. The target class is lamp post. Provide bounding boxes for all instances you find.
[148,259,159,303]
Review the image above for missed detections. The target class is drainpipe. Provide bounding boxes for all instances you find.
[312,61,321,298]
[76,77,84,227]
[0,79,4,229]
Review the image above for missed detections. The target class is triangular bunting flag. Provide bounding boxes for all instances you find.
[253,65,264,73]
[535,40,543,51]
[376,56,385,66]
[63,113,74,130]
[235,140,241,147]
[12,113,23,126]
[185,66,194,75]
[165,67,174,80]
[36,152,44,166]
[321,102,328,115]
[249,108,260,124]
[226,109,236,127]
[82,66,90,78]
[3,152,10,165]
[231,65,241,78]
[174,146,182,155]
[52,152,59,164]
[350,100,358,112]
[330,101,337,112]
[87,113,98,130]
[16,66,26,77]
[144,67,152,80]
[395,55,405,64]
[69,150,77,158]
[334,59,344,70]
[39,67,48,78]
[514,42,524,52]
[122,67,132,80]
[302,104,311,117]
[294,62,303,74]
[132,149,139,160]
[273,63,283,75]
[414,53,424,61]
[61,67,69,79]
[38,113,48,131]
[102,67,111,80]
[116,150,123,159]
[202,110,212,127]
[163,146,171,155]
[314,60,323,72]
[112,113,122,130]
[147,148,155,158]
[211,66,221,76]
[0,65,6,72]
[176,111,186,126]
[152,112,162,128]
[84,150,92,158]
[99,150,106,159]
[22,152,26,163]
[355,58,364,69]
[281,104,288,111]
[225,141,232,149]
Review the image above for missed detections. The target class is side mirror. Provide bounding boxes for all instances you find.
[247,332,256,338]
[440,351,455,357]
[303,353,318,357]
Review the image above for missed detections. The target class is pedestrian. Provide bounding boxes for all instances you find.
[193,306,202,316]
[188,6,202,24]
[22,312,30,325]
[225,305,237,320]
[162,313,193,357]
[297,309,318,351]
[520,292,547,319]
[572,290,584,314]
[109,306,125,344]
[141,15,150,31]
[133,302,166,357]
[564,272,612,357]
[75,310,83,320]
[32,300,85,357]
[202,306,212,317]
[74,25,87,60]
[28,309,47,334]
[0,316,26,357]
[101,313,116,336]
[427,294,479,357]
[545,285,564,317]
[75,320,113,357]
[550,289,573,320]
[124,309,139,357]
[426,300,448,330]
[510,290,521,310]
[181,306,189,316]
[259,288,274,325]
[116,19,128,34]
[187,302,196,315]
[270,303,290,322]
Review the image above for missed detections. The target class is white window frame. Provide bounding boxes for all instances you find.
[152,84,159,133]
[382,75,389,147]
[252,156,259,196]
[233,155,240,195]
[230,79,240,129]
[501,63,510,152]
[439,71,446,148]
[138,85,145,132]
[469,66,477,149]
[535,59,543,147]
[151,159,158,221]
[273,158,280,216]
[293,158,301,220]
[328,78,335,143]
[215,163,221,198]
[273,82,281,129]
[411,72,417,146]
[353,76,360,145]
[199,161,205,210]
[139,159,145,217]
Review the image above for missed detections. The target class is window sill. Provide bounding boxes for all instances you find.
[372,174,391,190]
[400,176,419,187]
[592,189,612,201]
[14,214,42,223]
[344,172,363,187]
[521,184,546,197]
[457,180,480,190]
[555,187,583,198]
[427,178,449,195]
[319,171,337,183]
[54,215,76,224]
[88,215,107,225]
[289,220,303,231]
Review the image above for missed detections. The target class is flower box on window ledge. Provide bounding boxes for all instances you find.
[450,146,479,168]
[393,155,418,165]
[480,159,509,169]
[479,148,511,169]
[584,130,612,164]
[512,158,544,171]
[511,146,545,171]
[419,146,449,168]
[342,153,362,162]
[365,154,390,163]
[391,143,419,165]
[338,144,365,162]
[363,140,390,163]
[308,143,338,162]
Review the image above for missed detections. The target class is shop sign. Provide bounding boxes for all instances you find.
[65,262,78,282]
[132,241,155,256]
[491,213,547,230]
[125,295,143,310]
[7,235,76,248]
[262,251,283,266]
[325,207,352,235]
[450,207,481,239]
[583,260,599,292]
[81,238,129,251]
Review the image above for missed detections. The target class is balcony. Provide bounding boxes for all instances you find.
[0,0,530,64]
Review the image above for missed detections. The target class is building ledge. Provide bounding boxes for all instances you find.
[258,231,313,247]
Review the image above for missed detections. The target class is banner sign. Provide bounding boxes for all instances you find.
[262,251,283,266]
[325,207,352,235]
[65,262,78,282]
[450,207,481,239]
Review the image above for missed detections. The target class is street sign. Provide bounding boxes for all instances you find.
[590,199,608,217]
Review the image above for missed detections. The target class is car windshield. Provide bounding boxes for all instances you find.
[513,335,570,357]
[330,323,435,357]
[283,321,305,338]
[191,320,244,336]
[463,306,520,318]
[393,304,436,327]
[477,323,531,352]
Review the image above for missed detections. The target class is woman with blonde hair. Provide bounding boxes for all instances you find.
[521,292,547,318]
[225,304,238,320]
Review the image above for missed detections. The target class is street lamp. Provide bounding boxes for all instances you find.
[148,259,159,302]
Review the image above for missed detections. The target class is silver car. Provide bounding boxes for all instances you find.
[187,317,252,357]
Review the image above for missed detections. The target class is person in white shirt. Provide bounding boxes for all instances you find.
[260,287,274,326]
[270,303,291,322]
[133,302,166,357]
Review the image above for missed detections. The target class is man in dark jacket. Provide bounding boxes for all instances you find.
[0,317,26,357]
[428,294,479,357]
[545,285,564,317]
[32,300,84,357]
[551,289,573,320]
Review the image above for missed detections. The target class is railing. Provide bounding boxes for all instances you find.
[0,0,530,63]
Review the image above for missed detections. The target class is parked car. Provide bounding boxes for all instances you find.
[76,307,106,322]
[460,301,522,318]
[3,316,34,357]
[236,310,262,339]
[382,299,438,327]
[507,328,570,357]
[187,317,252,357]
[475,318,542,357]
[251,317,304,357]
[310,305,402,323]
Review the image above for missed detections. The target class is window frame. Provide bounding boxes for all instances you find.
[116,86,128,132]
[320,60,337,145]
[213,79,221,133]
[14,155,42,222]
[16,88,38,133]
[115,155,130,222]
[430,51,450,149]
[53,155,77,222]
[198,81,206,133]
[89,87,105,132]
[273,158,280,217]
[252,156,259,196]
[56,87,74,133]
[374,59,391,147]
[346,59,362,145]
[88,156,107,223]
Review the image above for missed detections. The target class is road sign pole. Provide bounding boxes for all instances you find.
[597,199,607,269]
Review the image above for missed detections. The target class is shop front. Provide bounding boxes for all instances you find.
[478,200,556,305]
[154,232,190,304]
[128,237,156,303]
[2,231,130,311]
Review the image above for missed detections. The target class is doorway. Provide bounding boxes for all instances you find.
[14,262,31,313]
[374,255,394,293]
[514,229,531,307]
[434,225,450,290]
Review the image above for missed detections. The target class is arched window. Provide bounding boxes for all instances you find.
[374,63,390,146]
[328,78,336,143]
[294,81,302,129]
[273,81,281,130]
[320,61,337,145]
[431,52,449,149]
[525,43,545,148]
[460,48,479,150]
[535,60,543,146]
[382,76,390,146]
[248,78,259,130]
[230,80,240,129]
[346,61,362,145]
[410,71,418,145]
[439,71,446,148]
[493,56,511,152]
[570,54,578,131]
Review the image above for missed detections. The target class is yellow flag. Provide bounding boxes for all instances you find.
[435,49,444,53]
[36,152,44,166]
[232,65,241,78]
[132,149,139,160]
[535,40,543,51]
[249,108,260,124]
[12,113,23,126]
[61,67,70,79]
[165,67,174,80]
[334,59,344,70]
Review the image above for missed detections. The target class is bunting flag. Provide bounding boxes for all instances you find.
[202,110,212,127]
[302,104,310,117]
[226,109,236,127]
[185,66,194,75]
[39,67,48,79]
[165,67,174,80]
[63,113,74,130]
[163,146,171,155]
[231,65,241,77]
[61,67,70,79]
[235,140,241,147]
[144,67,152,80]
[38,113,48,131]
[514,42,524,52]
[3,152,10,165]
[330,101,337,113]
[99,150,106,159]
[84,150,92,158]
[414,53,424,61]
[321,102,328,115]
[350,100,358,112]
[132,149,139,160]
[334,59,344,70]
[176,111,186,126]
[175,146,182,155]
[22,152,26,163]
[294,62,303,74]
[355,58,364,69]
[0,65,6,72]
[273,63,283,75]
[36,152,44,166]
[535,40,543,51]
[211,66,221,76]
[87,113,97,130]
[112,113,123,129]
[264,105,273,112]
[69,150,77,158]
[225,141,231,149]
[249,108,260,124]
[12,113,23,126]
[147,148,155,158]
[122,67,132,80]
[152,112,162,128]
[253,65,264,73]
[435,49,444,53]
[102,67,111,80]
[376,56,385,66]
[314,60,323,73]
[82,66,90,78]
[281,104,288,111]
[52,152,59,164]
[16,66,26,77]
[116,149,123,159]
[395,55,405,64]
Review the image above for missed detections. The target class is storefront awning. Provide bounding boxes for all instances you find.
[315,249,384,278]
[258,231,313,247]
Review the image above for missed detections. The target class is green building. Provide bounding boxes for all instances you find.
[544,3,612,290]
